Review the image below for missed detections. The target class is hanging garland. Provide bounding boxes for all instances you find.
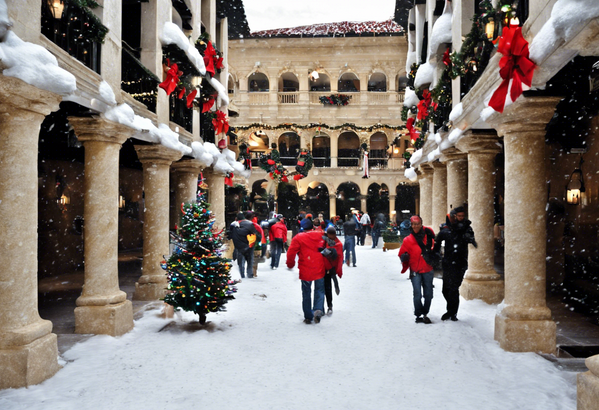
[232,122,406,132]
[195,33,225,78]
[429,48,453,130]
[64,0,109,43]
[319,94,352,106]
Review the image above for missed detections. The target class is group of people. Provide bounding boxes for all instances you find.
[398,206,477,324]
[229,205,478,326]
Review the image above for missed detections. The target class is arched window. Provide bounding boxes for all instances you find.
[278,132,301,165]
[305,182,330,221]
[310,73,331,92]
[278,72,299,92]
[338,132,360,167]
[248,131,269,166]
[397,75,409,91]
[312,134,331,167]
[367,183,390,218]
[228,73,236,95]
[248,72,269,92]
[368,73,387,92]
[338,72,360,92]
[369,132,388,168]
[336,182,361,220]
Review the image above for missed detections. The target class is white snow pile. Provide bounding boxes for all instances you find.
[405,50,417,74]
[434,132,442,144]
[191,142,250,178]
[410,148,423,164]
[480,106,497,122]
[403,87,420,108]
[160,22,206,76]
[414,62,435,89]
[428,2,453,63]
[98,81,117,106]
[448,127,464,143]
[208,75,230,109]
[449,102,463,122]
[529,0,599,64]
[405,166,418,181]
[0,31,76,95]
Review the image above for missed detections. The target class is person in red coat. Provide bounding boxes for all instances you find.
[398,215,436,324]
[286,219,326,324]
[322,226,343,316]
[269,215,288,269]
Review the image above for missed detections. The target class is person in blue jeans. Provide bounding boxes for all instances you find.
[342,214,358,267]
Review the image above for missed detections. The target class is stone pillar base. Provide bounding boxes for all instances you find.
[75,301,134,336]
[460,278,504,304]
[494,315,556,353]
[0,333,61,389]
[134,280,167,301]
[578,355,599,410]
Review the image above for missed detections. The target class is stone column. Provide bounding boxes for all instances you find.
[204,168,225,230]
[0,78,62,389]
[389,194,397,222]
[431,161,447,230]
[68,117,134,336]
[360,195,367,213]
[443,149,468,211]
[330,131,339,168]
[134,145,183,300]
[418,164,433,227]
[578,355,599,410]
[171,159,203,225]
[456,133,503,304]
[329,193,337,218]
[489,96,560,353]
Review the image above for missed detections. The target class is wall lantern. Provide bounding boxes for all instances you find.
[566,157,585,205]
[48,0,65,20]
[58,194,70,206]
[484,17,495,40]
[119,195,126,209]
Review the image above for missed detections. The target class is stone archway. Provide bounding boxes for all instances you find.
[396,183,417,223]
[312,133,331,167]
[278,132,300,165]
[338,131,360,167]
[305,181,330,220]
[367,182,389,219]
[336,182,361,220]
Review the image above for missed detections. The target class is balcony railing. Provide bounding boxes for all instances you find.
[313,157,331,167]
[170,94,193,133]
[368,92,390,104]
[121,45,159,113]
[338,157,360,167]
[249,92,270,105]
[278,92,299,104]
[310,92,329,104]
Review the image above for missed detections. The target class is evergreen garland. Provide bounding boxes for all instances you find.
[232,122,406,132]
[319,94,352,106]
[65,0,109,43]
[401,106,409,121]
[430,55,453,131]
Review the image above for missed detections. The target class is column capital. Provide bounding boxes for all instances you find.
[418,163,434,175]
[134,144,184,165]
[486,96,561,136]
[329,193,337,200]
[0,76,61,116]
[455,131,501,155]
[69,116,133,145]
[430,160,446,170]
[389,194,397,200]
[440,147,468,163]
[171,158,204,175]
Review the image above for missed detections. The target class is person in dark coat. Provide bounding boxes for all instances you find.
[371,213,386,248]
[398,215,436,324]
[229,212,260,279]
[433,206,477,321]
[342,214,359,267]
[321,226,343,315]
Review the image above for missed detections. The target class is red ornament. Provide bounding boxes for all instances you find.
[267,159,275,165]
[442,48,451,66]
[274,169,280,175]
[297,161,305,167]
[488,26,536,113]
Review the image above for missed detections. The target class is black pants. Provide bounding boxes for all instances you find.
[442,265,467,316]
[323,268,338,309]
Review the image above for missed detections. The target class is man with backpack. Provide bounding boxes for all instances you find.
[229,212,261,279]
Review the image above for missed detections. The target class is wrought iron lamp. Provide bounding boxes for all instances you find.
[566,157,585,205]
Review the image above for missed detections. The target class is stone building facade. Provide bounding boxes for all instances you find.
[403,0,599,407]
[0,0,230,389]
[227,29,416,223]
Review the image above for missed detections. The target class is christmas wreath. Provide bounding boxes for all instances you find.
[258,145,313,182]
[319,94,352,106]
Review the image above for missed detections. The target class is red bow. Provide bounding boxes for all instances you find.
[202,96,216,113]
[417,89,435,120]
[203,42,216,78]
[215,57,224,70]
[293,174,303,181]
[159,63,181,96]
[177,86,186,100]
[224,173,234,187]
[488,26,536,113]
[406,117,420,143]
[212,110,229,135]
[443,48,451,66]
[186,89,198,109]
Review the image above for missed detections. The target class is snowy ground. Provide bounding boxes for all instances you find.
[0,242,577,410]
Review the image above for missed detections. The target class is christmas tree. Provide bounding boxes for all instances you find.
[162,182,237,324]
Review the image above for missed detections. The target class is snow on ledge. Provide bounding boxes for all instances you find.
[403,87,419,108]
[160,22,206,76]
[405,167,418,182]
[414,62,435,89]
[449,103,463,122]
[428,2,453,63]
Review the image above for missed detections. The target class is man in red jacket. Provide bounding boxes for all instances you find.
[269,215,288,270]
[286,219,326,324]
[398,215,436,324]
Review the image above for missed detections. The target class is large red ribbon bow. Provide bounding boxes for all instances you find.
[203,41,216,78]
[186,89,198,109]
[406,117,420,143]
[159,63,181,96]
[489,26,536,113]
[417,89,435,121]
[212,110,229,135]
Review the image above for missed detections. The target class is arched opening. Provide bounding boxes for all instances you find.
[227,73,237,95]
[278,72,299,92]
[248,131,270,167]
[395,184,417,224]
[225,184,249,227]
[338,131,360,167]
[312,134,331,167]
[250,179,273,219]
[276,182,301,235]
[336,182,361,222]
[338,72,360,92]
[397,74,409,91]
[278,132,301,165]
[305,181,330,221]
[248,72,269,92]
[310,73,331,91]
[368,73,387,92]
[367,183,389,220]
[369,132,388,168]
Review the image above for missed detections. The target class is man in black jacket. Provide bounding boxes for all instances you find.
[229,212,260,278]
[433,206,477,321]
[343,214,359,267]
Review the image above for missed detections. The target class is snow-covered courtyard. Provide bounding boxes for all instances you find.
[0,244,577,410]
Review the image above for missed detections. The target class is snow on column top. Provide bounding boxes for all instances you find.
[160,22,206,76]
[0,0,76,96]
[414,62,435,89]
[427,1,453,65]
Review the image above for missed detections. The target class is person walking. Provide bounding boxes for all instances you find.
[286,219,326,324]
[359,211,371,246]
[398,215,436,324]
[352,210,363,245]
[229,212,261,279]
[433,206,477,321]
[321,226,343,315]
[371,213,386,248]
[342,213,358,267]
[269,215,288,270]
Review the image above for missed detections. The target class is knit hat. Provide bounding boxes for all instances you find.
[303,219,313,230]
[410,215,422,224]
